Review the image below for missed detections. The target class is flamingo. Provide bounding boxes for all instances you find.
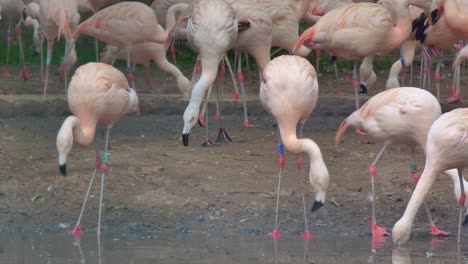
[392,108,468,245]
[99,40,191,97]
[260,55,329,239]
[61,1,169,94]
[56,62,138,239]
[0,0,31,79]
[335,87,453,238]
[180,0,238,146]
[39,0,84,97]
[293,0,433,114]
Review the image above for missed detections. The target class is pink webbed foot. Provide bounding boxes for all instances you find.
[233,91,240,100]
[302,230,313,240]
[19,69,31,80]
[201,139,216,147]
[371,219,389,238]
[2,71,11,78]
[430,224,450,236]
[447,95,461,104]
[243,121,254,128]
[355,129,368,136]
[269,229,281,240]
[69,224,83,241]
[216,128,232,143]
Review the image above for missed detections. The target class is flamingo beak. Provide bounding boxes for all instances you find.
[59,164,67,176]
[311,201,323,213]
[293,27,315,54]
[182,133,189,146]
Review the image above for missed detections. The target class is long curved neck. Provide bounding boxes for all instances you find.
[398,163,439,227]
[64,116,96,147]
[165,3,189,38]
[187,56,219,111]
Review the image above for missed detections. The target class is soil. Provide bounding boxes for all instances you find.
[0,63,467,240]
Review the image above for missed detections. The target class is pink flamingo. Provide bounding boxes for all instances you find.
[392,108,468,245]
[62,1,169,93]
[0,0,31,79]
[39,0,84,97]
[260,55,329,239]
[335,87,450,238]
[56,62,139,239]
[180,0,238,146]
[293,0,432,114]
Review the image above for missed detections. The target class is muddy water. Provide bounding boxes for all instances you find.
[0,232,467,263]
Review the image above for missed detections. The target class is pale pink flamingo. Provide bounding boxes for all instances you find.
[431,0,468,103]
[335,87,451,238]
[0,0,31,79]
[56,62,138,239]
[99,40,191,97]
[303,0,352,25]
[39,0,82,96]
[62,1,169,94]
[392,108,468,245]
[180,0,238,146]
[260,55,329,239]
[293,0,433,115]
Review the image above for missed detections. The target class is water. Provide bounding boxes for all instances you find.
[0,231,467,263]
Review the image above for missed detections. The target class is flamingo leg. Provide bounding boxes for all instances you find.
[369,143,390,237]
[236,53,253,128]
[298,124,313,240]
[410,149,449,236]
[332,56,343,95]
[244,52,250,72]
[15,19,30,80]
[352,62,367,137]
[97,128,111,236]
[201,85,216,147]
[458,168,466,244]
[269,126,284,240]
[419,49,424,89]
[94,38,99,62]
[223,55,240,100]
[448,62,461,104]
[144,64,157,93]
[126,48,136,89]
[43,39,55,98]
[215,61,231,144]
[434,51,443,101]
[409,59,413,87]
[315,50,321,77]
[70,130,102,241]
[2,18,12,78]
[39,28,44,83]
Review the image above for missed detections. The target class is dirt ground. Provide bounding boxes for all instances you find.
[0,63,467,241]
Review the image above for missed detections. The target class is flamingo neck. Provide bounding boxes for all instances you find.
[65,116,97,147]
[188,57,219,110]
[387,1,412,50]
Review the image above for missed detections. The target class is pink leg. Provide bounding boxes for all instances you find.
[15,23,31,80]
[457,168,466,243]
[410,150,449,236]
[269,129,284,240]
[352,62,367,137]
[369,144,390,238]
[2,18,12,78]
[236,53,254,128]
[170,40,177,65]
[43,39,55,98]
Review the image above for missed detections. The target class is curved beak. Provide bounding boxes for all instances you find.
[59,164,67,176]
[293,27,316,54]
[182,133,189,146]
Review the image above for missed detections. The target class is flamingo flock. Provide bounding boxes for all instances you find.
[2,0,468,248]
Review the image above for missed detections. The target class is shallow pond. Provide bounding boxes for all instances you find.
[1,231,467,263]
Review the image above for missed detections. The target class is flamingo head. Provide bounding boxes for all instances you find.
[182,104,200,146]
[56,123,74,177]
[99,45,118,64]
[392,218,412,246]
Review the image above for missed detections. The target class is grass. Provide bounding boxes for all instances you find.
[0,26,398,74]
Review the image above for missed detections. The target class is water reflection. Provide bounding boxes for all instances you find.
[0,232,467,263]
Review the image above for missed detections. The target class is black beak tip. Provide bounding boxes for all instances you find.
[59,164,67,176]
[182,133,189,147]
[359,84,368,95]
[198,119,203,127]
[32,51,40,57]
[311,201,324,213]
[463,215,468,226]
